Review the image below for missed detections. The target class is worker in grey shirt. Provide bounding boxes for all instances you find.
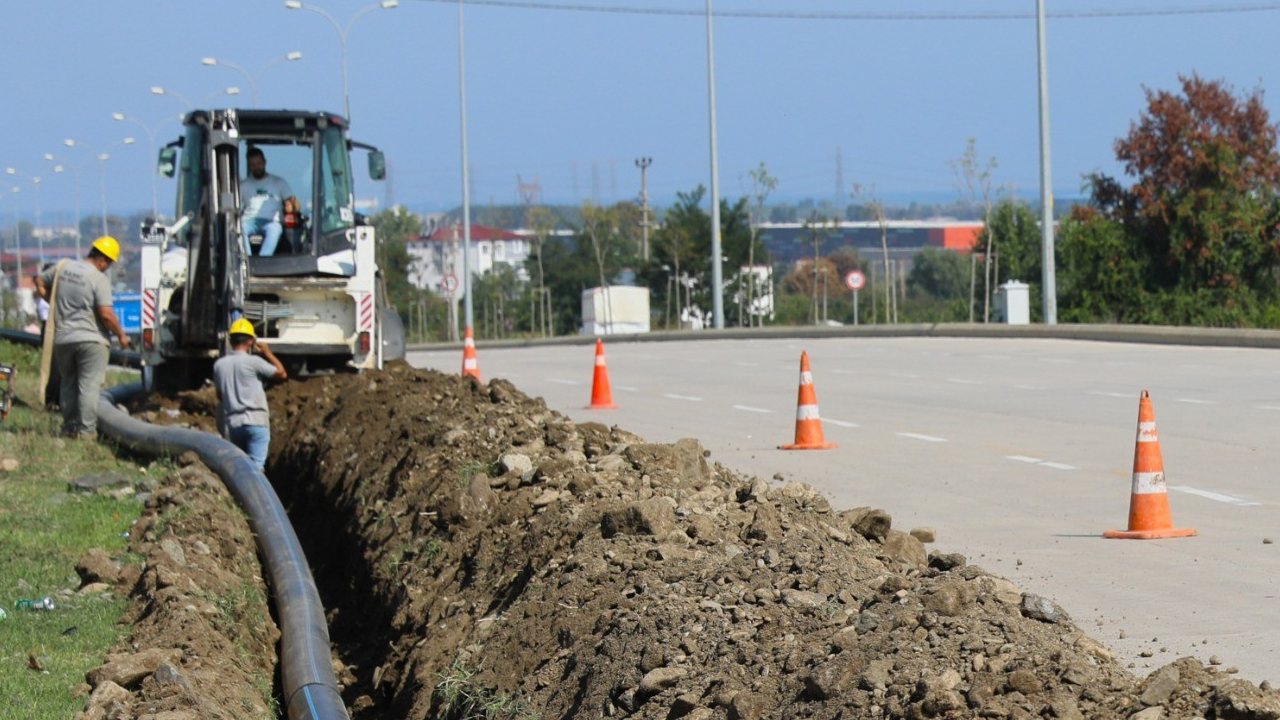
[213,318,287,470]
[35,236,130,439]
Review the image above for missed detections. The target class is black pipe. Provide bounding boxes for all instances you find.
[0,328,143,369]
[100,383,349,720]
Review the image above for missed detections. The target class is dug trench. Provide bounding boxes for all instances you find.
[85,360,1280,719]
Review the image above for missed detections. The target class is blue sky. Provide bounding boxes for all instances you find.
[3,1,1279,224]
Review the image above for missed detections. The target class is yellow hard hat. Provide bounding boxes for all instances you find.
[91,236,120,262]
[229,318,256,338]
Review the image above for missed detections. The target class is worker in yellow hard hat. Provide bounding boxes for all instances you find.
[211,317,287,470]
[33,236,130,440]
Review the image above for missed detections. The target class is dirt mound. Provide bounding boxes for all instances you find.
[75,456,278,720]
[80,364,1280,719]
[265,363,1280,719]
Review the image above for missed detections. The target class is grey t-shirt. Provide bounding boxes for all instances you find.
[42,259,113,346]
[212,350,278,428]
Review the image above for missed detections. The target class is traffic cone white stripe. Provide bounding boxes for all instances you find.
[1132,471,1167,494]
[464,358,477,370]
[800,371,812,385]
[1137,421,1158,442]
[796,404,821,421]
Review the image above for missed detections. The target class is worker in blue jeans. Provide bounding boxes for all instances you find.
[212,318,287,470]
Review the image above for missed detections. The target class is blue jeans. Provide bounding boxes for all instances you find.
[242,217,283,256]
[228,424,271,470]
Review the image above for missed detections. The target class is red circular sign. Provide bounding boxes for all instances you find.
[441,274,459,293]
[845,271,866,291]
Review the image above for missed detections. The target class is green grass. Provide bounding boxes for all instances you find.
[0,340,150,719]
[434,658,539,720]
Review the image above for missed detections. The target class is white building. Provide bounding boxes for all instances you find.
[407,222,532,296]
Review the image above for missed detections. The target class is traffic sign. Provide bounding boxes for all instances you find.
[441,274,459,293]
[845,271,865,291]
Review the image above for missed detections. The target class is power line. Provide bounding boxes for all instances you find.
[407,0,1280,21]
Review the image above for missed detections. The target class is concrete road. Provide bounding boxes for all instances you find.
[408,336,1280,684]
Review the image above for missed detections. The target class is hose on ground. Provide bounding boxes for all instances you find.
[97,383,350,720]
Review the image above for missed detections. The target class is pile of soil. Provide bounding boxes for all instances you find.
[77,363,1280,719]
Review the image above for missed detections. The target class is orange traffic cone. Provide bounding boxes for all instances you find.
[461,326,481,382]
[781,351,837,450]
[585,339,618,409]
[1104,390,1196,540]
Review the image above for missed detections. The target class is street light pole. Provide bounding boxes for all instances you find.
[5,168,42,263]
[112,113,160,219]
[45,154,82,256]
[457,0,474,333]
[705,0,725,329]
[200,51,303,108]
[284,0,398,120]
[6,186,23,286]
[1036,0,1057,324]
[635,157,652,261]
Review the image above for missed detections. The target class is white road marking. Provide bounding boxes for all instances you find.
[1040,461,1078,471]
[614,385,639,392]
[825,419,859,428]
[1258,405,1280,412]
[1006,455,1077,470]
[890,372,920,379]
[549,378,580,385]
[947,378,984,385]
[664,393,703,402]
[1040,358,1076,364]
[733,405,773,413]
[1014,384,1048,390]
[1170,486,1260,506]
[1175,398,1218,405]
[1089,391,1133,399]
[898,432,947,443]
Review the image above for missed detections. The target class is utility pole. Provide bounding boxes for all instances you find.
[635,157,652,261]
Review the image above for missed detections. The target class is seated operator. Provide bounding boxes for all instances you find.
[240,147,298,257]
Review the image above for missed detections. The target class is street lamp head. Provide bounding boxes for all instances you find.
[111,112,125,121]
[43,153,54,161]
[286,51,303,60]
[52,166,64,173]
[63,139,76,147]
[226,87,241,96]
[97,154,109,161]
[123,138,137,145]
[284,1,303,8]
[201,57,218,66]
[150,86,165,95]
[381,0,399,7]
[4,168,15,175]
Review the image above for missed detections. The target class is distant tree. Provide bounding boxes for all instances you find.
[951,138,999,322]
[907,247,967,301]
[852,183,894,323]
[744,163,777,326]
[1071,73,1280,325]
[367,206,422,316]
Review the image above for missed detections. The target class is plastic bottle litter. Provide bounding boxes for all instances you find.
[15,597,55,611]
[0,607,7,621]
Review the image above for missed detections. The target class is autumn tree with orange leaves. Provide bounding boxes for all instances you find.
[1059,74,1280,326]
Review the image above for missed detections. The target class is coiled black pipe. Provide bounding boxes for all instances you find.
[100,383,350,720]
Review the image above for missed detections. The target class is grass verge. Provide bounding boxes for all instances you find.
[0,339,152,719]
